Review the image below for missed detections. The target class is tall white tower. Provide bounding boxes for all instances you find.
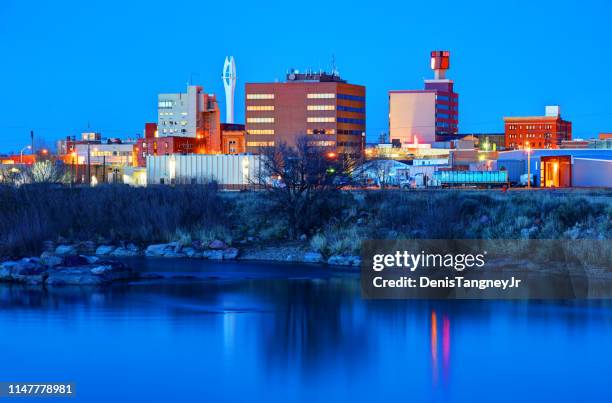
[222,56,236,124]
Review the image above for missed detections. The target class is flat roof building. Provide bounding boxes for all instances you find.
[504,106,572,149]
[389,51,459,146]
[245,70,366,157]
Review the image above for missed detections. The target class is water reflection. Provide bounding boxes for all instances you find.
[1,259,612,402]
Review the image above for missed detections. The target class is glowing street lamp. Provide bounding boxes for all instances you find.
[525,141,532,189]
[20,145,31,164]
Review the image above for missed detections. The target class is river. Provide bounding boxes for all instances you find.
[0,258,611,402]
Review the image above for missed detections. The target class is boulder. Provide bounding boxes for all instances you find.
[63,255,89,266]
[110,247,139,257]
[76,241,97,254]
[55,244,77,255]
[182,247,197,258]
[46,269,105,286]
[0,259,48,285]
[145,243,171,257]
[222,248,239,260]
[208,240,227,250]
[162,250,186,258]
[95,245,116,256]
[303,252,323,263]
[84,255,100,264]
[40,252,63,267]
[327,255,361,267]
[202,250,224,260]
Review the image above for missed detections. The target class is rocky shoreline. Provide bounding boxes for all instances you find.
[0,240,361,286]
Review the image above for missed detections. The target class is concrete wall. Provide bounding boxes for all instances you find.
[389,91,436,145]
[146,154,262,187]
[572,158,612,188]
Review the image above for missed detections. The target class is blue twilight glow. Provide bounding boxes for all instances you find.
[0,0,610,151]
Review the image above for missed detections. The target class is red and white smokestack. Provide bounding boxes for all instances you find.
[430,50,450,80]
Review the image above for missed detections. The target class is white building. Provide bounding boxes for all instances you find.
[73,143,134,166]
[158,85,218,138]
[389,91,437,145]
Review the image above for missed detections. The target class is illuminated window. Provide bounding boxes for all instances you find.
[307,105,335,110]
[307,117,335,123]
[247,117,275,123]
[248,130,275,135]
[158,100,174,109]
[247,94,275,100]
[247,105,275,111]
[307,93,335,99]
[247,141,275,147]
[307,129,335,135]
[307,141,336,147]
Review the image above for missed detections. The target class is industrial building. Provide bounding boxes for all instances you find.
[497,149,612,188]
[245,69,366,157]
[146,154,261,189]
[389,51,459,145]
[504,106,572,149]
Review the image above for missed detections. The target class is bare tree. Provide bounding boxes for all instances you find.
[256,136,360,239]
[24,160,70,184]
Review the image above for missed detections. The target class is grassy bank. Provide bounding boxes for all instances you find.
[0,184,610,258]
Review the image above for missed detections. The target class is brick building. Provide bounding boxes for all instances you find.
[504,106,572,149]
[245,70,365,157]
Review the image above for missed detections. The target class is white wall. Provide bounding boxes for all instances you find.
[572,158,612,188]
[389,92,436,145]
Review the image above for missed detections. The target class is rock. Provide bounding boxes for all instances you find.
[303,252,323,263]
[202,250,224,260]
[191,240,204,251]
[182,247,197,258]
[84,255,100,264]
[110,247,139,257]
[0,259,48,285]
[327,255,361,267]
[247,236,258,242]
[76,241,97,254]
[95,245,116,256]
[63,255,89,266]
[208,240,227,250]
[55,244,77,255]
[222,248,239,260]
[162,250,186,258]
[299,234,307,241]
[145,243,173,257]
[40,251,63,267]
[46,269,105,286]
[90,265,113,275]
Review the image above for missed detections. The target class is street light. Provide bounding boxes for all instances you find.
[525,141,532,189]
[20,145,31,164]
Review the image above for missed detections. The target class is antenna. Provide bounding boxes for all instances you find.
[331,55,337,76]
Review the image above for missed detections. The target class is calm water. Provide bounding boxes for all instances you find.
[1,258,611,402]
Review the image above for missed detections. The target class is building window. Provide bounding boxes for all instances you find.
[247,105,275,111]
[307,93,335,99]
[248,129,275,135]
[307,105,335,110]
[247,141,275,147]
[337,105,365,113]
[307,140,336,147]
[307,117,335,123]
[247,117,275,123]
[307,129,335,135]
[338,94,365,102]
[158,100,174,109]
[337,117,364,124]
[247,94,275,99]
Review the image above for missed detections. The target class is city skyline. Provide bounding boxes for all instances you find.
[1,0,611,151]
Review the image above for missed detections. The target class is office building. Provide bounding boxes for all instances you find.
[389,51,459,146]
[245,70,366,156]
[504,106,572,149]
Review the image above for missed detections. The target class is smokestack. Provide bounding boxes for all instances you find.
[430,50,450,80]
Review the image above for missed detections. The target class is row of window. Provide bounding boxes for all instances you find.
[338,94,365,102]
[307,105,335,111]
[508,124,554,130]
[338,105,365,113]
[337,141,361,147]
[307,140,336,147]
[507,133,552,139]
[307,117,335,123]
[247,117,274,123]
[436,113,450,119]
[247,94,274,99]
[307,129,335,135]
[158,100,175,109]
[436,95,457,102]
[160,120,188,126]
[247,141,275,147]
[338,117,365,124]
[338,130,364,135]
[161,128,187,134]
[247,105,274,111]
[307,93,335,99]
[248,129,275,135]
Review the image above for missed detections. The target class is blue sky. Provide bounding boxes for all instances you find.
[0,0,610,152]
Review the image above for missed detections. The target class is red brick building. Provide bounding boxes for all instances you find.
[135,122,246,167]
[504,106,572,149]
[245,71,365,157]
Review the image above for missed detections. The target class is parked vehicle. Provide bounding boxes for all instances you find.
[433,170,508,188]
[400,173,440,189]
[519,173,536,187]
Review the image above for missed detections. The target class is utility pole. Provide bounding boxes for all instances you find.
[30,130,34,155]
